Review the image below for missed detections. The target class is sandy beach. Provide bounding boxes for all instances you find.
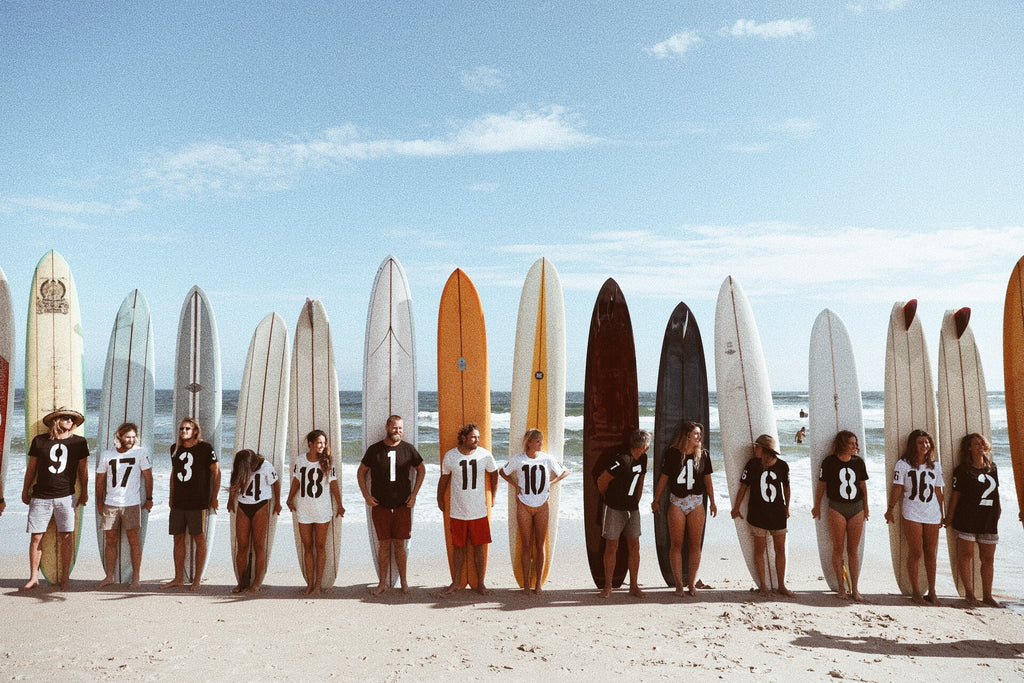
[1,503,1022,681]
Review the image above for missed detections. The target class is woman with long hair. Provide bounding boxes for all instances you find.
[943,433,1002,607]
[885,429,944,605]
[812,430,869,602]
[286,430,344,594]
[228,448,281,594]
[651,421,717,597]
[499,429,568,595]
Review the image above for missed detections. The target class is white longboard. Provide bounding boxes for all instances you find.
[362,256,417,588]
[714,276,783,591]
[937,308,989,599]
[508,257,566,588]
[0,268,13,508]
[808,308,865,593]
[96,290,156,584]
[231,312,290,588]
[884,300,937,596]
[290,299,343,589]
[173,286,222,584]
[25,251,87,583]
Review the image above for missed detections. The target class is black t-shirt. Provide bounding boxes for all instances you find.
[361,440,424,509]
[661,447,713,498]
[170,441,218,510]
[818,454,869,503]
[29,434,89,499]
[740,457,790,530]
[603,452,647,511]
[951,462,1000,534]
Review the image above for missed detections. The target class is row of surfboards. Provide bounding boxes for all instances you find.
[3,251,1023,594]
[0,252,568,590]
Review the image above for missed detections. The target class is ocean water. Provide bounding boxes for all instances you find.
[2,389,1021,598]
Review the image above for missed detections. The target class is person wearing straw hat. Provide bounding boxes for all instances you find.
[21,407,90,591]
[731,433,794,597]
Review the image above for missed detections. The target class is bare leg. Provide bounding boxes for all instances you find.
[957,537,979,606]
[247,505,271,593]
[684,505,706,596]
[626,537,645,598]
[298,523,315,594]
[902,519,925,604]
[922,522,940,605]
[126,527,143,589]
[58,531,74,590]
[531,503,550,594]
[234,512,253,593]
[98,529,119,588]
[752,534,770,595]
[312,522,328,595]
[23,533,44,590]
[516,502,535,594]
[845,511,866,602]
[472,544,491,595]
[978,542,1000,607]
[371,540,392,595]
[600,538,619,598]
[827,508,849,599]
[667,503,686,596]
[394,540,411,594]
[442,544,467,595]
[189,534,207,591]
[161,534,187,588]
[772,533,793,597]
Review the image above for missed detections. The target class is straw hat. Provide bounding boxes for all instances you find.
[42,407,85,429]
[753,433,780,456]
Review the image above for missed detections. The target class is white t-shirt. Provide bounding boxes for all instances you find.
[291,459,337,525]
[502,451,566,508]
[97,447,152,507]
[893,459,944,524]
[237,460,279,505]
[441,447,497,520]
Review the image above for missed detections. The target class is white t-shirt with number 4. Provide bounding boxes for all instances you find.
[237,460,279,505]
[97,447,152,507]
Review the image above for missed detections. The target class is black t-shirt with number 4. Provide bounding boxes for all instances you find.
[603,452,647,511]
[170,441,218,510]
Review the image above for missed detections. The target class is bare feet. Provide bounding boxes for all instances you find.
[983,596,1003,608]
[401,584,412,595]
[629,586,646,599]
[97,576,116,589]
[440,584,460,597]
[21,579,40,591]
[189,580,203,592]
[476,585,492,596]
[925,592,940,606]
[246,584,263,594]
[776,586,795,598]
[231,585,246,594]
[851,592,867,603]
[599,587,612,599]
[370,583,388,596]
[964,595,981,608]
[161,578,185,590]
[911,593,926,605]
[59,580,71,591]
[674,587,687,598]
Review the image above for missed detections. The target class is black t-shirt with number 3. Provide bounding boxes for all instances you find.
[170,441,218,510]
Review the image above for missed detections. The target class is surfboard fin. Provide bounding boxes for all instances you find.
[902,299,918,330]
[954,307,971,339]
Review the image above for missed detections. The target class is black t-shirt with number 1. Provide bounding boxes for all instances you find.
[170,441,218,510]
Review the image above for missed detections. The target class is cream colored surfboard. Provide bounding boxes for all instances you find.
[884,300,937,596]
[714,276,784,591]
[0,268,13,510]
[937,307,989,600]
[25,250,86,584]
[362,256,417,588]
[231,312,289,588]
[290,299,343,589]
[508,258,565,588]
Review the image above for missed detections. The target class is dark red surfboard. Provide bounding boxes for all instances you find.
[583,278,638,589]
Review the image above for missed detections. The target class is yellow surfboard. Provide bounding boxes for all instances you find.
[25,250,86,584]
[437,269,491,589]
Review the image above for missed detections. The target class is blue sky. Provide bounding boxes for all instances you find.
[2,1,1022,392]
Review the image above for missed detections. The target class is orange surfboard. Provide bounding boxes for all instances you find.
[437,269,492,589]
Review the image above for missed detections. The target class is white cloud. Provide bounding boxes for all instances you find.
[771,117,819,134]
[848,0,909,12]
[460,66,505,92]
[2,196,140,215]
[646,30,702,59]
[728,142,772,153]
[725,18,815,40]
[139,107,597,196]
[470,182,499,193]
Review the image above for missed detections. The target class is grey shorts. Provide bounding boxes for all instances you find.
[750,524,787,538]
[101,504,142,532]
[27,496,76,534]
[956,531,998,545]
[602,507,641,540]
